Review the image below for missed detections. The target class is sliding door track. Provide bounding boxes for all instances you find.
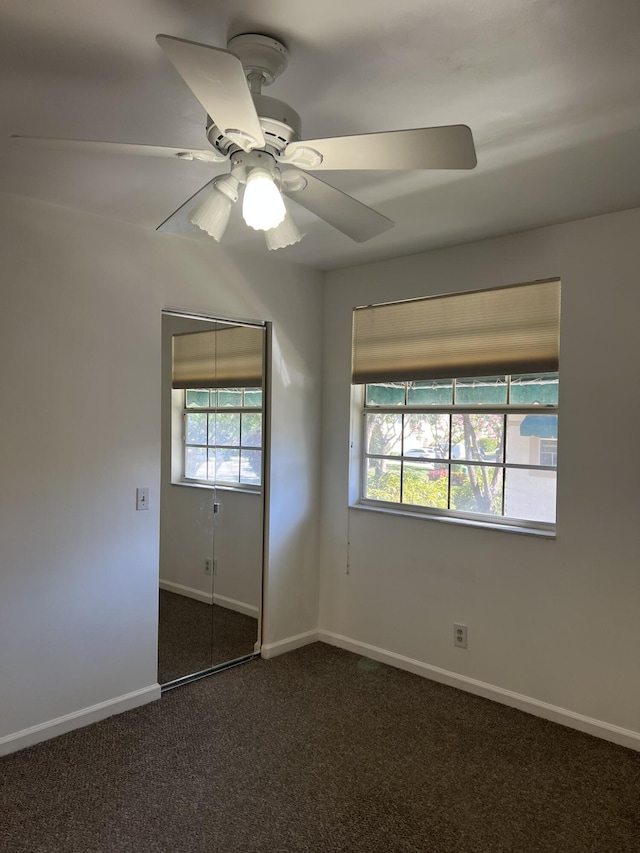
[160,652,261,693]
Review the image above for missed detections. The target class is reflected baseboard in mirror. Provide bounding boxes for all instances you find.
[158,310,268,688]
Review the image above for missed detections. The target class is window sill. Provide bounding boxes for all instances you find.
[171,480,262,496]
[350,502,556,539]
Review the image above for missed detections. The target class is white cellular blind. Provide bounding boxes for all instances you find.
[172,325,263,389]
[352,279,560,384]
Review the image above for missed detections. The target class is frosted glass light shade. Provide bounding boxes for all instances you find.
[189,175,238,242]
[189,191,232,241]
[265,212,302,250]
[242,168,286,231]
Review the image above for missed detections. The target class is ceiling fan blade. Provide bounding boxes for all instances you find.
[156,35,264,152]
[283,125,477,171]
[11,135,228,163]
[282,170,394,242]
[156,179,216,235]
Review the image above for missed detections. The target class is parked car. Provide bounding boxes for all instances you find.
[405,446,447,459]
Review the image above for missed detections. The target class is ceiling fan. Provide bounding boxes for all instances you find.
[13,33,477,250]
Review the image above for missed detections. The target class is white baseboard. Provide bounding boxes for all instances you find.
[213,593,259,618]
[319,631,640,753]
[0,684,161,757]
[261,629,319,659]
[159,579,213,604]
[159,580,258,617]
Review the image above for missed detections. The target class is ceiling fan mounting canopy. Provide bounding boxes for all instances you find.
[226,33,289,87]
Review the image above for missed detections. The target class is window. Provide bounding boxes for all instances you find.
[183,387,263,487]
[362,375,558,527]
[352,280,560,533]
[539,438,558,467]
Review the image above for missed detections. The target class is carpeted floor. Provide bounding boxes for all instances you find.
[2,643,639,852]
[158,589,258,684]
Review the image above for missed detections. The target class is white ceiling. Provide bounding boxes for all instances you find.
[2,0,640,270]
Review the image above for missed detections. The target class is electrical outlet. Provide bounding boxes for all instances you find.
[204,559,213,575]
[454,623,468,649]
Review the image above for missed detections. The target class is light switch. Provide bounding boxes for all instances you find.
[136,487,150,511]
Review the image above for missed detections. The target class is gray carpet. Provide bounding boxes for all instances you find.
[158,589,258,684]
[2,643,639,852]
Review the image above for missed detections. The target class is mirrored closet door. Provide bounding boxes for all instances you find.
[158,311,267,687]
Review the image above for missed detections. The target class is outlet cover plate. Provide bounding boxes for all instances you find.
[454,623,467,649]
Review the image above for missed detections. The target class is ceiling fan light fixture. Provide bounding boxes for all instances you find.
[242,167,286,231]
[189,174,239,242]
[265,211,302,251]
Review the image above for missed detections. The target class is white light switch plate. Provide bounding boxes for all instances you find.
[136,487,149,511]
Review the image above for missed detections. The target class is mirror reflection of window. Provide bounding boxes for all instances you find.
[183,387,263,487]
[159,314,266,688]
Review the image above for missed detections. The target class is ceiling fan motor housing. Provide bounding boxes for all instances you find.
[205,33,301,157]
[207,94,301,156]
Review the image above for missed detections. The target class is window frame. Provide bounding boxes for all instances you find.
[358,376,558,535]
[182,387,263,492]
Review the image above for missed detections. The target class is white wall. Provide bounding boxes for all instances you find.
[0,193,322,750]
[319,207,640,740]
